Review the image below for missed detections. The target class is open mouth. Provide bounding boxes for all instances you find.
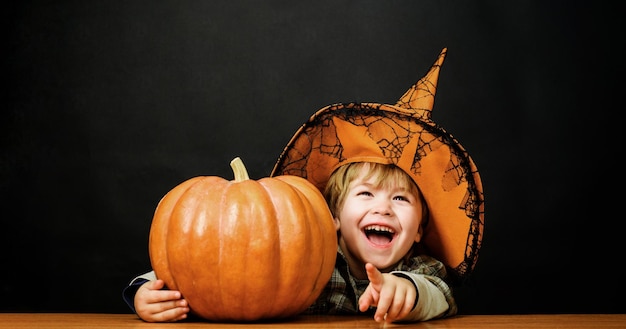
[364,225,396,246]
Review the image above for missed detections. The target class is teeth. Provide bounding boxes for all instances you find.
[364,225,395,234]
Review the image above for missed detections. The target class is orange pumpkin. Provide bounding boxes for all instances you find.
[148,157,338,322]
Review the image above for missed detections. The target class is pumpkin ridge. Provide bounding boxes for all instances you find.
[291,184,326,311]
[150,176,205,291]
[295,188,329,312]
[273,175,337,310]
[171,177,226,318]
[260,178,314,316]
[226,179,279,320]
[192,179,231,319]
[218,180,250,318]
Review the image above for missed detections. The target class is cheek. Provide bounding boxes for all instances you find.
[399,209,423,235]
[413,224,424,243]
[339,199,365,222]
[337,207,357,226]
[337,206,363,235]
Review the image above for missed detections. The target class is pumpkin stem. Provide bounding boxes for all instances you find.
[230,157,250,182]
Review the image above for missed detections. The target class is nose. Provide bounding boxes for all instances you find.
[371,198,393,216]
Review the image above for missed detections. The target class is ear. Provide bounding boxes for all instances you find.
[414,224,424,243]
[333,216,341,231]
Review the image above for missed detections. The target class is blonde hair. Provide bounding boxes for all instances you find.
[323,162,428,224]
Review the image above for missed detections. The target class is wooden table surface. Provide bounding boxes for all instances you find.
[0,313,624,328]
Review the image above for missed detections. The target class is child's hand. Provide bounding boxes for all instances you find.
[358,263,417,323]
[134,279,189,322]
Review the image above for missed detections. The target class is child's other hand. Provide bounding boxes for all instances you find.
[358,263,416,323]
[134,279,189,322]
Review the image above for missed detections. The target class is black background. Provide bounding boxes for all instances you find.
[4,1,623,315]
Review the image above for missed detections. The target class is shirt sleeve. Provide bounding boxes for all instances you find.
[134,271,157,281]
[121,271,158,313]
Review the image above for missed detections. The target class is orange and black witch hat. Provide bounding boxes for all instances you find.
[271,48,484,281]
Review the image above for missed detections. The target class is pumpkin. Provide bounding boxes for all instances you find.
[148,157,338,322]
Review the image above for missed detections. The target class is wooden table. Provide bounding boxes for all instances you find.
[0,313,624,328]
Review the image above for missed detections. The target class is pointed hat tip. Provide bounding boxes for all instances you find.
[395,48,447,118]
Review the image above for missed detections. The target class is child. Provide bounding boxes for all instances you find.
[123,48,484,323]
[307,161,456,322]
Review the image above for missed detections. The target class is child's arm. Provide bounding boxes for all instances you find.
[358,263,416,323]
[358,263,451,323]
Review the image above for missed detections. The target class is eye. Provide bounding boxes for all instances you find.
[357,191,373,197]
[393,195,410,202]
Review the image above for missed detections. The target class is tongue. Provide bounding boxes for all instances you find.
[368,233,392,245]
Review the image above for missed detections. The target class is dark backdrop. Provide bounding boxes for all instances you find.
[4,1,623,315]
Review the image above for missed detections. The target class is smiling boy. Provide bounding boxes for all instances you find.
[305,161,453,322]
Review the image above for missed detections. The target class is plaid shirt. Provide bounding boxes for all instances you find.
[304,247,457,319]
